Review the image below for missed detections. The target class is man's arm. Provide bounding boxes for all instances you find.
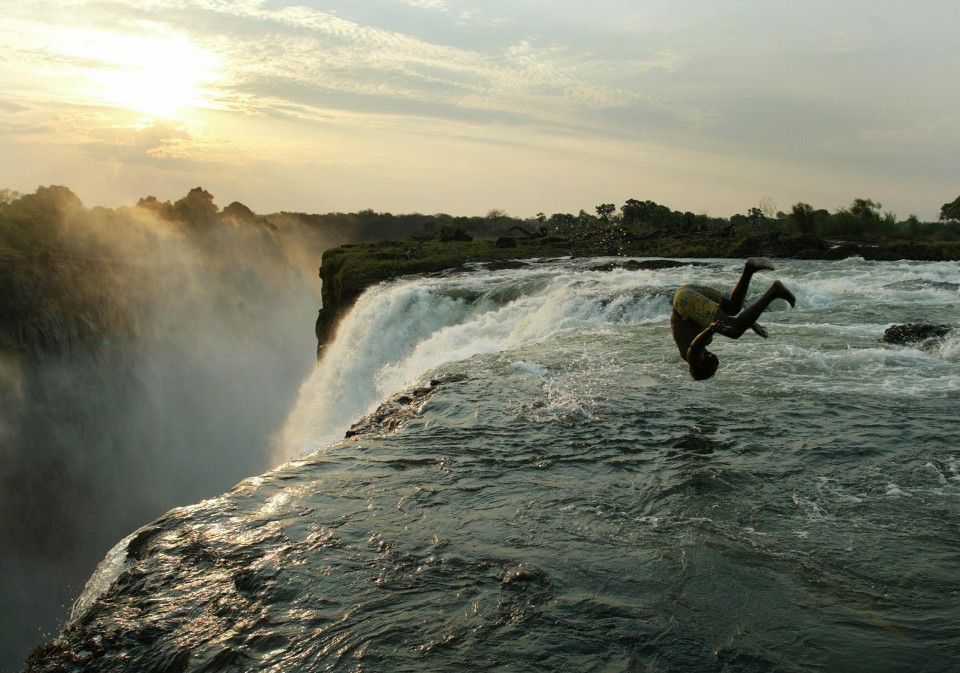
[686,322,717,362]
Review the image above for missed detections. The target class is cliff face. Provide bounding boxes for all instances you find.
[0,251,141,361]
[0,252,148,668]
[315,247,365,357]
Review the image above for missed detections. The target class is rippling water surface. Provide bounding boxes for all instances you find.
[34,258,960,672]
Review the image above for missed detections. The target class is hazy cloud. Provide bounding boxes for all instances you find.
[79,0,697,135]
[85,119,193,162]
[399,0,450,10]
[0,100,29,113]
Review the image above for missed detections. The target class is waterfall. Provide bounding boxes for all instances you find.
[274,262,674,461]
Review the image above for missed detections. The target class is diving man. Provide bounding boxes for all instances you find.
[671,258,796,380]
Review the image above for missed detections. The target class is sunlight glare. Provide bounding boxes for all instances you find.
[66,29,222,118]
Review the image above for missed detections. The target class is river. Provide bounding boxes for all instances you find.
[28,257,960,672]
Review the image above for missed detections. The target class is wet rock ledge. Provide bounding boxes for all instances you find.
[345,374,468,439]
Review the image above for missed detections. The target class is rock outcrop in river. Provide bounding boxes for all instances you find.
[882,323,955,349]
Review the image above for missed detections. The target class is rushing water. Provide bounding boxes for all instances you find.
[31,258,960,672]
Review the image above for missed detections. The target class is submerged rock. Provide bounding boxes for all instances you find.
[345,374,469,439]
[589,259,702,272]
[882,323,954,348]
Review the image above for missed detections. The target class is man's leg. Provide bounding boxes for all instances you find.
[716,281,795,338]
[721,257,776,315]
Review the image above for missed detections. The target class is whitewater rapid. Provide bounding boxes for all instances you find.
[275,256,960,462]
[275,259,673,459]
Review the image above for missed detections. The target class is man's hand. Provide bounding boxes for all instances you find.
[751,322,769,338]
[711,320,735,338]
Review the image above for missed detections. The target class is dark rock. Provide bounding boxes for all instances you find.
[730,232,829,259]
[126,526,164,561]
[486,260,528,271]
[882,323,954,348]
[345,374,468,439]
[590,259,700,272]
[494,237,517,248]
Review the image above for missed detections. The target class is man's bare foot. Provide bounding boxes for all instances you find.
[746,257,775,272]
[773,280,796,307]
[751,322,769,338]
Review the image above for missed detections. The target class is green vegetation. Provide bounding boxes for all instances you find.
[3,185,959,260]
[941,195,960,224]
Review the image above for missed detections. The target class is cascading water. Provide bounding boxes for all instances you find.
[275,260,675,460]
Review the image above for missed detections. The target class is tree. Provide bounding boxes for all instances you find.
[679,211,707,234]
[138,194,181,219]
[849,198,882,223]
[788,202,817,234]
[0,186,82,252]
[595,203,616,221]
[174,187,219,226]
[906,214,922,238]
[758,196,778,219]
[0,188,21,206]
[486,209,507,228]
[940,195,960,223]
[620,199,644,225]
[620,199,672,228]
[548,212,577,231]
[16,185,83,218]
[435,224,472,242]
[222,201,256,225]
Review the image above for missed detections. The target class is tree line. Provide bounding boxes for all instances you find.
[566,195,960,243]
[1,185,958,259]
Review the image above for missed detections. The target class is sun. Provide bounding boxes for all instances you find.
[67,28,222,118]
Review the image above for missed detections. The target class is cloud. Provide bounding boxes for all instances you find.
[399,0,449,10]
[842,117,960,173]
[860,117,960,148]
[84,118,194,163]
[0,99,29,113]
[113,0,694,134]
[1,0,706,152]
[0,118,57,139]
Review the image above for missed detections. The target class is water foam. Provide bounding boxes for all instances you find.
[274,258,960,461]
[69,531,138,623]
[274,267,668,461]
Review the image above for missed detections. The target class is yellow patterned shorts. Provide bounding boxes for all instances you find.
[672,284,724,329]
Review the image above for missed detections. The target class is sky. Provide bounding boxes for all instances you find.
[1,0,958,221]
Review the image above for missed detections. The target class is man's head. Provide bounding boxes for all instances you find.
[689,350,719,380]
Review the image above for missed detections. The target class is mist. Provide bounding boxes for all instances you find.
[0,189,331,670]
